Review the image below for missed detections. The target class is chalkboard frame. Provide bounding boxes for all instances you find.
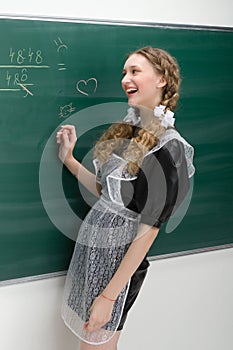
[0,15,232,285]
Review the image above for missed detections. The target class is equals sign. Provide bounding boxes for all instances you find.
[58,63,66,71]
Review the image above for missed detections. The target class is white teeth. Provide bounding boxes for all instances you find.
[126,88,137,93]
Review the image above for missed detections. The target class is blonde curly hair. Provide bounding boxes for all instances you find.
[94,46,181,175]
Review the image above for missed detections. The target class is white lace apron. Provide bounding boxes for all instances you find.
[61,127,195,345]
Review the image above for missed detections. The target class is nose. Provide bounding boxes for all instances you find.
[121,72,131,87]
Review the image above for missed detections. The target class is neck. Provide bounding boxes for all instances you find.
[138,107,154,121]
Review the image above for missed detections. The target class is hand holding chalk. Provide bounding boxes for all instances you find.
[56,125,77,163]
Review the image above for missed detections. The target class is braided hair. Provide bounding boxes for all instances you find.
[94,46,181,175]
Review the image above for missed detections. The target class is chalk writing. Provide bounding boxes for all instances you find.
[9,48,44,65]
[57,63,66,71]
[0,47,50,97]
[54,37,68,71]
[17,82,34,97]
[59,103,75,118]
[76,78,98,96]
[6,68,28,85]
[54,37,68,53]
[0,68,34,97]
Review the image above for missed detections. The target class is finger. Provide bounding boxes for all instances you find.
[56,130,68,145]
[61,129,72,147]
[56,131,63,144]
[60,125,76,134]
[56,129,70,138]
[84,322,99,333]
[61,125,77,142]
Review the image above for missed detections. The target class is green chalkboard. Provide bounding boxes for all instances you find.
[0,17,233,283]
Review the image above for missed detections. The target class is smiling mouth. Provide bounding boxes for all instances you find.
[126,88,138,95]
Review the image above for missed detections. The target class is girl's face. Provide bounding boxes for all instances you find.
[121,53,166,110]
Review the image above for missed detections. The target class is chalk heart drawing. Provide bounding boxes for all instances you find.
[76,77,98,96]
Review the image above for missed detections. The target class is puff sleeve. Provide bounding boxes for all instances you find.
[121,139,190,228]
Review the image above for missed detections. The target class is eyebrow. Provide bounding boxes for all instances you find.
[122,64,141,72]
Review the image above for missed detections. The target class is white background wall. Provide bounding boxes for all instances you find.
[0,1,233,350]
[0,248,233,350]
[0,0,232,27]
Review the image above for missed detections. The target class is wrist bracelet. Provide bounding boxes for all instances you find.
[101,293,116,302]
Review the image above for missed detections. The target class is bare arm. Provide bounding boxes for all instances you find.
[103,223,159,299]
[56,125,101,197]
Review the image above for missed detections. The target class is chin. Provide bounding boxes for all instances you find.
[128,100,153,111]
[127,98,140,107]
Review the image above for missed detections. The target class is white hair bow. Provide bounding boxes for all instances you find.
[154,105,175,128]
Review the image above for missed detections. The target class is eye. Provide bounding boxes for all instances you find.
[132,68,139,74]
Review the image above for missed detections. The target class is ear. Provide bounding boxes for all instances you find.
[157,75,167,88]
